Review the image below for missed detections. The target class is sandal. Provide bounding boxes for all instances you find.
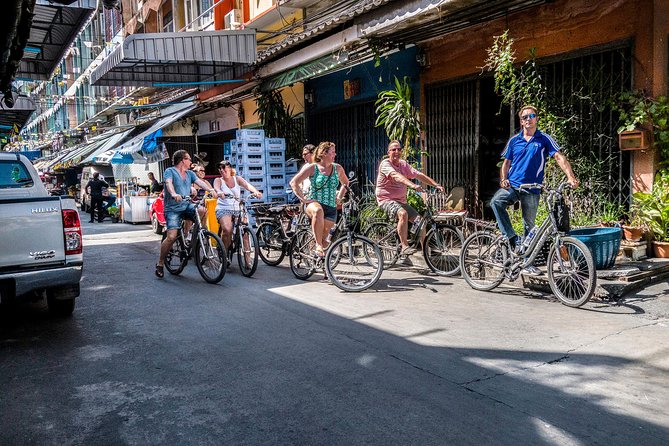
[155,264,164,278]
[400,246,417,256]
[313,246,326,258]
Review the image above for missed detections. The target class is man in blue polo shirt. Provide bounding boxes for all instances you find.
[491,105,579,275]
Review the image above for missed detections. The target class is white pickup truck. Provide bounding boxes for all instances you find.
[0,152,83,316]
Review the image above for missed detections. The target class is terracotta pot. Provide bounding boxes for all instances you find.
[622,225,645,242]
[652,241,669,258]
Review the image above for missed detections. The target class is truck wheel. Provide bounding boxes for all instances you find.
[47,284,79,317]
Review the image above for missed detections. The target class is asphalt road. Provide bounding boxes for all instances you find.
[1,220,668,445]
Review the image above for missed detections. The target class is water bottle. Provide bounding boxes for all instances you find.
[290,216,298,233]
[326,227,335,243]
[521,225,539,251]
[411,216,422,234]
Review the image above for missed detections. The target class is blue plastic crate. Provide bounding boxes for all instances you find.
[569,227,621,270]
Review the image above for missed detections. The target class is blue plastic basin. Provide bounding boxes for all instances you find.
[569,227,622,270]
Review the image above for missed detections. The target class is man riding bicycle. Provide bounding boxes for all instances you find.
[375,140,444,257]
[490,105,579,276]
[155,150,217,278]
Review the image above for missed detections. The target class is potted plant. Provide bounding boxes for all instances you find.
[107,205,120,223]
[622,210,648,242]
[597,202,623,228]
[633,170,669,257]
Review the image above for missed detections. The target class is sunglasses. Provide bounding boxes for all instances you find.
[388,147,401,152]
[521,113,537,120]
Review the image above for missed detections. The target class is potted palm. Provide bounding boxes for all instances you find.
[107,205,120,223]
[633,170,669,257]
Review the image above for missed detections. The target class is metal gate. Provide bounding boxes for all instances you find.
[307,100,388,189]
[424,79,480,214]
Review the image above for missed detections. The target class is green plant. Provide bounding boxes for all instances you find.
[632,169,669,241]
[375,76,421,161]
[613,92,669,164]
[107,205,119,217]
[254,89,303,159]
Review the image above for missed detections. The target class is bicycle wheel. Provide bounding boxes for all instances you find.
[194,230,227,284]
[163,231,188,275]
[237,226,259,277]
[325,235,383,292]
[364,221,400,268]
[423,224,464,276]
[257,221,286,266]
[460,231,507,291]
[547,236,596,307]
[289,229,316,280]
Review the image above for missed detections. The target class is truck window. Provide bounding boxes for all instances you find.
[0,160,34,188]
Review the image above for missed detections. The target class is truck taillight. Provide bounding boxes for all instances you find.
[62,209,82,255]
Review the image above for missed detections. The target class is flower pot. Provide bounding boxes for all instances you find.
[111,216,119,223]
[622,225,645,242]
[652,241,669,258]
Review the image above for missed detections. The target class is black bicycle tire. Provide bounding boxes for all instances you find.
[325,235,383,292]
[460,231,506,291]
[194,230,227,284]
[257,221,286,266]
[238,226,259,277]
[423,224,463,277]
[547,236,596,307]
[289,229,316,280]
[163,231,188,275]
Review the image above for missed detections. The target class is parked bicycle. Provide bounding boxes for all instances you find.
[364,188,464,276]
[459,182,596,307]
[162,196,227,284]
[289,181,384,292]
[254,203,310,266]
[219,193,260,277]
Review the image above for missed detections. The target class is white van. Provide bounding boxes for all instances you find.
[80,165,115,212]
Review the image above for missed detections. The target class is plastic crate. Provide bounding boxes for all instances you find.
[266,148,285,162]
[269,196,287,205]
[235,140,264,154]
[244,164,266,177]
[223,142,231,156]
[569,227,622,270]
[246,188,266,205]
[265,138,286,150]
[285,159,298,174]
[236,129,265,141]
[246,176,267,190]
[237,152,265,166]
[265,161,285,174]
[267,184,286,197]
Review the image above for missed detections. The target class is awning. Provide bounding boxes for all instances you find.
[52,133,117,170]
[90,30,257,87]
[17,0,97,80]
[0,95,36,134]
[84,130,134,165]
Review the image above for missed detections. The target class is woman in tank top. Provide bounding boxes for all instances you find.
[214,160,262,251]
[288,141,349,257]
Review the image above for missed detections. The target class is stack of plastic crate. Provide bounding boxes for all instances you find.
[235,129,266,205]
[265,138,287,204]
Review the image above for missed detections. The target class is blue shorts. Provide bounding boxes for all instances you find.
[165,204,197,230]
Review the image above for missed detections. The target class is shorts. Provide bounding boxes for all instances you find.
[320,203,337,222]
[379,200,419,221]
[216,207,241,220]
[165,204,197,231]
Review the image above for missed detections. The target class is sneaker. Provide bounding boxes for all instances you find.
[521,265,543,276]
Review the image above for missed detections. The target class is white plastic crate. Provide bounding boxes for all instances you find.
[265,137,286,150]
[267,173,286,186]
[246,176,267,190]
[223,142,232,156]
[265,161,285,174]
[285,159,298,174]
[237,152,265,166]
[267,184,286,197]
[235,140,264,154]
[265,148,285,163]
[269,196,286,205]
[236,129,265,141]
[247,188,267,205]
[243,164,266,177]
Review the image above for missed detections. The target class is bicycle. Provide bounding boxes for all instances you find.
[459,182,596,307]
[364,188,464,276]
[162,196,227,284]
[218,193,260,277]
[254,203,310,266]
[288,182,384,292]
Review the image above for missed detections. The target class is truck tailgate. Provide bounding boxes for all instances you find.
[0,196,66,269]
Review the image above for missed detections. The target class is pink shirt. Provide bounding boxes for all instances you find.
[375,158,419,204]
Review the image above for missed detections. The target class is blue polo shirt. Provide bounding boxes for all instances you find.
[163,167,197,212]
[502,129,560,193]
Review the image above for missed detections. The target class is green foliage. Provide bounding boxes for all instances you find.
[254,90,303,159]
[632,169,669,241]
[407,189,426,215]
[375,76,421,161]
[612,91,669,165]
[106,205,119,217]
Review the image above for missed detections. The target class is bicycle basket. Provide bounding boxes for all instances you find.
[552,195,571,233]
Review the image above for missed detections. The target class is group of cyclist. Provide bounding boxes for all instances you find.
[155,104,580,283]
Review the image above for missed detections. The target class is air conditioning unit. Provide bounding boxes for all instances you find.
[224,9,242,30]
